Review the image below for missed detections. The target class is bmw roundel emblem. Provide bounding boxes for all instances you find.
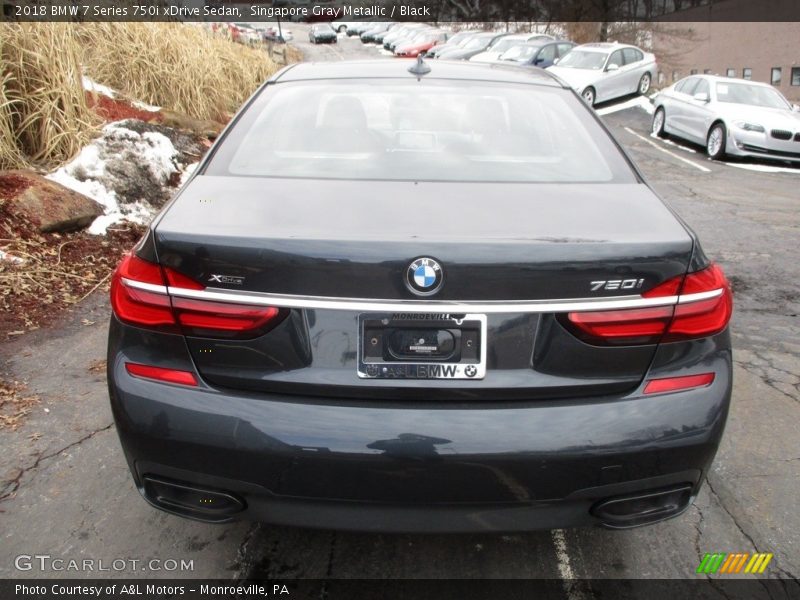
[406,257,444,296]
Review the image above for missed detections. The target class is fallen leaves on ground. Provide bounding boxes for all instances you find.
[0,379,40,431]
[0,194,145,337]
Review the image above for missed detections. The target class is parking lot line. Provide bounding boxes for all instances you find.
[624,126,711,173]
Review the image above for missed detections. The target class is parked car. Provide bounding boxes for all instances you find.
[435,32,510,60]
[331,20,361,33]
[547,42,657,106]
[425,31,477,59]
[395,30,451,58]
[229,23,261,45]
[387,26,436,53]
[382,24,428,50]
[108,59,733,533]
[346,22,373,37]
[360,23,393,44]
[652,74,800,161]
[469,33,555,63]
[497,41,575,69]
[308,23,337,44]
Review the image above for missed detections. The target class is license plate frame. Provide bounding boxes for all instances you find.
[357,312,487,380]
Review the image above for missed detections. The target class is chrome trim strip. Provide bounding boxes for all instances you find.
[164,286,681,313]
[124,280,724,313]
[677,289,724,303]
[122,279,168,295]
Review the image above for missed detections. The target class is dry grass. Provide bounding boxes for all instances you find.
[0,23,284,171]
[78,23,279,122]
[0,24,96,170]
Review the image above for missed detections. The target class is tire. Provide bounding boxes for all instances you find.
[581,87,596,107]
[706,123,727,160]
[652,107,666,138]
[337,25,346,33]
[638,72,652,96]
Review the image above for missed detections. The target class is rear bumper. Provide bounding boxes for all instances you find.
[108,337,731,532]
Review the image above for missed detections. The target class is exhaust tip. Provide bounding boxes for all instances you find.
[592,485,693,528]
[142,476,245,522]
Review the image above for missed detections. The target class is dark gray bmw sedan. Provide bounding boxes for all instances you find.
[107,60,733,532]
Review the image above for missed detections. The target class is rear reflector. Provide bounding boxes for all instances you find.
[565,264,732,346]
[110,253,284,339]
[126,362,198,386]
[643,373,715,395]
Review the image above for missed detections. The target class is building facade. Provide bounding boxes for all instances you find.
[653,3,800,102]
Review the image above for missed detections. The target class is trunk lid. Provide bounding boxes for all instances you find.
[155,176,692,301]
[154,176,693,400]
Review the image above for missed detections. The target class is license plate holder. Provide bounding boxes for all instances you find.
[357,313,487,380]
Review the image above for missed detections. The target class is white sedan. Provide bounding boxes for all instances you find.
[652,74,800,162]
[547,42,656,107]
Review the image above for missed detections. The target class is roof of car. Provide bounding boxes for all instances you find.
[272,59,565,87]
[578,42,639,52]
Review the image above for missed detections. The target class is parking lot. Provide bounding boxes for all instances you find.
[1,24,799,594]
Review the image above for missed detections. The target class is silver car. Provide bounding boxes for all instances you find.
[547,42,656,106]
[652,74,800,162]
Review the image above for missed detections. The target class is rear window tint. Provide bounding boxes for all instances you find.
[207,80,636,184]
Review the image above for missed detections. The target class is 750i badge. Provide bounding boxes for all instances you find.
[357,313,487,380]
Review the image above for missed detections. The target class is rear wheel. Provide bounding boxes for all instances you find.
[582,87,596,107]
[652,107,666,138]
[337,25,346,33]
[638,73,652,95]
[706,123,727,160]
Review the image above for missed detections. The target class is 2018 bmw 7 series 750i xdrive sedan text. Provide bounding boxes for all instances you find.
[107,59,733,532]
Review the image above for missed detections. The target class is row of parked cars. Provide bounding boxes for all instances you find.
[332,22,657,107]
[318,22,800,164]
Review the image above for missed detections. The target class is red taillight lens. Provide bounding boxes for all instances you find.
[564,264,732,346]
[665,264,732,342]
[110,254,176,329]
[564,306,673,345]
[126,362,198,386]
[643,372,715,394]
[110,252,284,339]
[172,297,282,338]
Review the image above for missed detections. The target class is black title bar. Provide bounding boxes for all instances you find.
[2,0,798,23]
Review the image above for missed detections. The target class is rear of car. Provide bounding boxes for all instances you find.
[108,61,732,532]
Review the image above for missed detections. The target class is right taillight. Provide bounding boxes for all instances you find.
[564,264,732,346]
[110,253,285,339]
[664,263,732,342]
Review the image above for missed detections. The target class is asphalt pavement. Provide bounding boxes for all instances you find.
[1,25,798,596]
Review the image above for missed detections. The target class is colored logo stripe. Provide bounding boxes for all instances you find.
[697,552,773,574]
[745,553,773,574]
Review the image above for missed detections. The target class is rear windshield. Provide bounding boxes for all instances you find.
[207,80,635,183]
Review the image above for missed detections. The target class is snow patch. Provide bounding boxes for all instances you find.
[723,162,800,175]
[596,96,655,116]
[178,161,199,187]
[47,122,185,235]
[131,99,162,112]
[0,249,25,265]
[82,76,115,98]
[649,134,698,153]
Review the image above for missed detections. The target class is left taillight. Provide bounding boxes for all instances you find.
[110,252,285,339]
[110,253,177,330]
